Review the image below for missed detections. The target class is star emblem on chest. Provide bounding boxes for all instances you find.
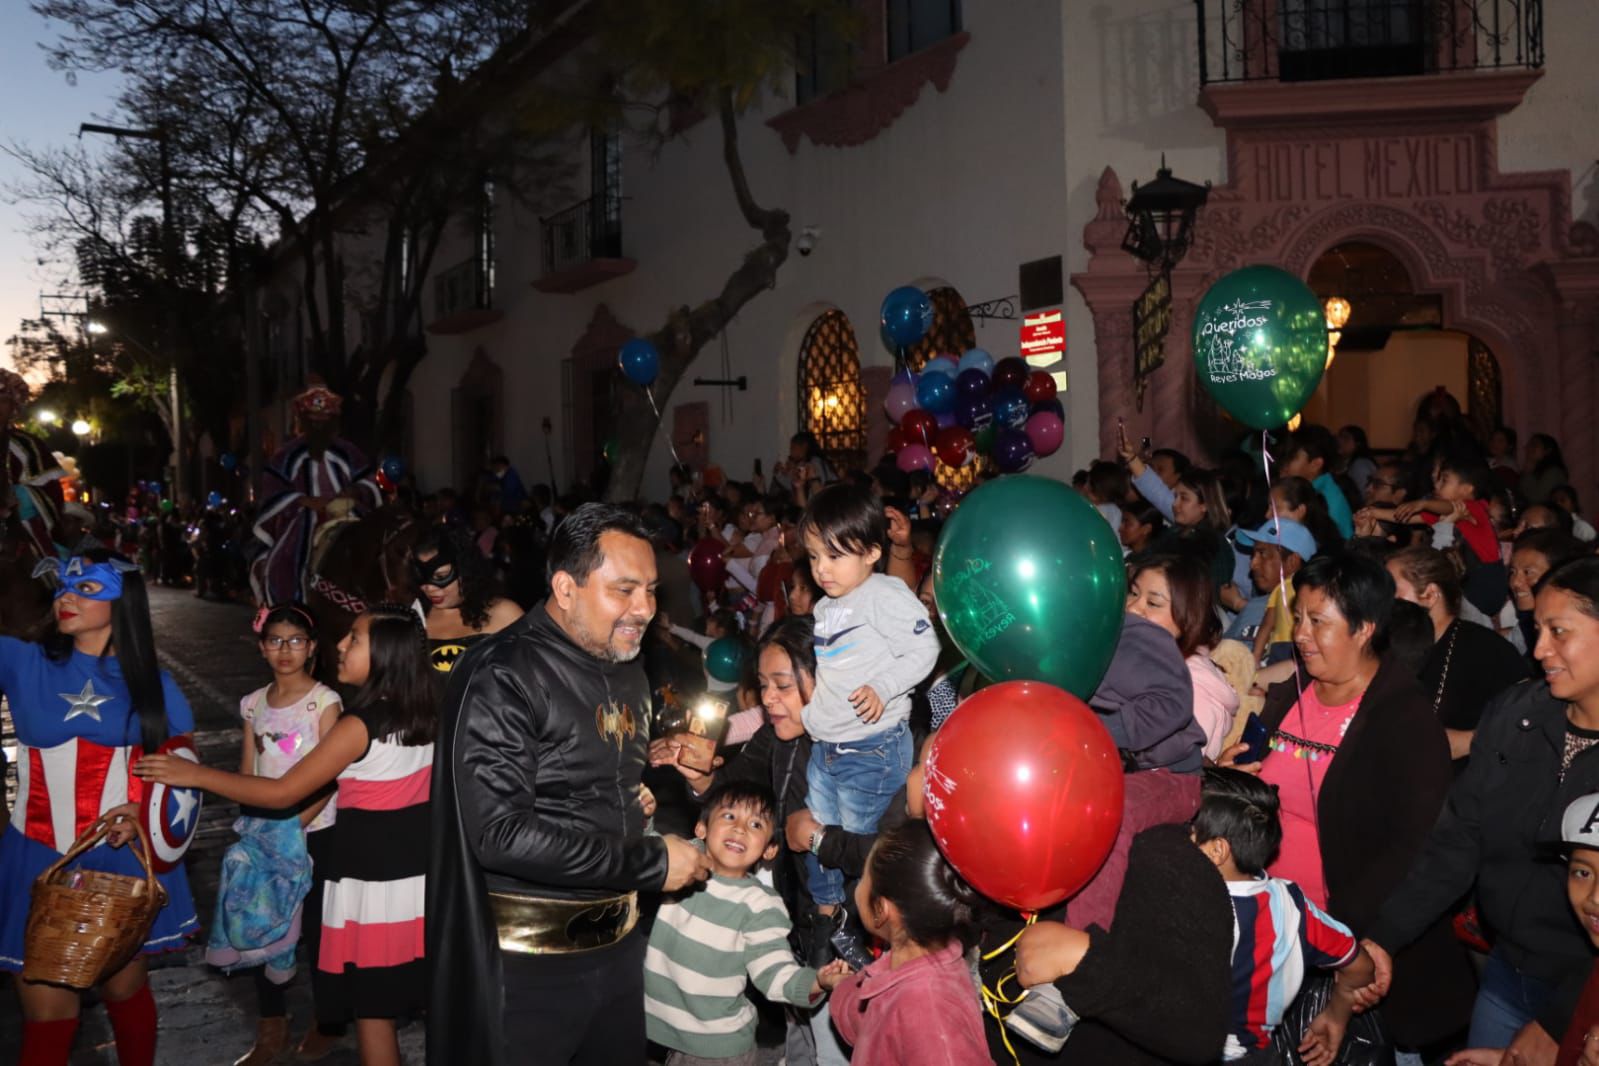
[60,679,113,723]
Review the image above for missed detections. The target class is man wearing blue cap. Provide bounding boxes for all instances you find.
[1234,518,1319,665]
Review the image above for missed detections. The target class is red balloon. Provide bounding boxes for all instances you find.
[688,537,728,592]
[932,425,975,469]
[883,426,910,454]
[900,409,938,448]
[1023,370,1057,406]
[923,681,1124,912]
[992,356,1029,392]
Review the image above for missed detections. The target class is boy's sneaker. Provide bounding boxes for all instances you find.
[1002,983,1079,1053]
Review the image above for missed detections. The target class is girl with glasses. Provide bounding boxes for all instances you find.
[227,602,344,1064]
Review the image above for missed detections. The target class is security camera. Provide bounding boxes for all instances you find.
[797,226,819,257]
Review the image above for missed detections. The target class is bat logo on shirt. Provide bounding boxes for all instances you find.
[430,644,466,673]
[595,700,637,749]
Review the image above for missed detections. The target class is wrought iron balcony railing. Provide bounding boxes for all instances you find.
[541,193,623,277]
[433,256,493,320]
[1196,0,1543,85]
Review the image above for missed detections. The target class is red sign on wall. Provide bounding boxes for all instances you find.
[1020,309,1066,361]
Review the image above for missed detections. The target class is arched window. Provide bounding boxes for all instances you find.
[797,310,867,472]
[904,286,976,371]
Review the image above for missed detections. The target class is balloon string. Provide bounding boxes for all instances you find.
[1260,430,1316,806]
[644,385,686,470]
[980,911,1037,1066]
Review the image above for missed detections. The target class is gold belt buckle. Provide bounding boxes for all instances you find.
[489,891,639,956]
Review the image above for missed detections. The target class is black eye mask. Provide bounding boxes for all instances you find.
[412,544,459,588]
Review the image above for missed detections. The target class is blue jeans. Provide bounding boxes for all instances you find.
[1468,946,1557,1049]
[804,721,913,906]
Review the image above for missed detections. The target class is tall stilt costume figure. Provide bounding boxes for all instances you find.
[251,385,382,605]
[0,368,67,559]
[1,552,201,1066]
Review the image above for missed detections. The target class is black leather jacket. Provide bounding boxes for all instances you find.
[427,603,668,1066]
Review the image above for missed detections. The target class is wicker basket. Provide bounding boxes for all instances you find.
[23,815,168,989]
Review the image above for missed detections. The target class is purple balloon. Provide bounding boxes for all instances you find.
[896,443,936,474]
[1025,410,1065,457]
[994,428,1036,473]
[884,382,918,424]
[891,367,917,387]
[956,393,993,430]
[935,409,958,429]
[956,367,991,398]
[1031,397,1066,420]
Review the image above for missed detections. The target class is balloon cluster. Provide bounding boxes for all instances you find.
[884,354,1063,475]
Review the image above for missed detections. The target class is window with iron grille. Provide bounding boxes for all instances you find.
[887,0,963,62]
[797,310,867,472]
[901,287,984,490]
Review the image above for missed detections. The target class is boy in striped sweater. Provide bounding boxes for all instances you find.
[645,781,852,1065]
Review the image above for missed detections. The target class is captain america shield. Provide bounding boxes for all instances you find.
[141,734,202,873]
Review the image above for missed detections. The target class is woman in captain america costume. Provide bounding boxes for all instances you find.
[1,548,202,1066]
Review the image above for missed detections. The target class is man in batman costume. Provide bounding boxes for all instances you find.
[427,504,712,1065]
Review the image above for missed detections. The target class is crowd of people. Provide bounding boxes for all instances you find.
[8,377,1599,1066]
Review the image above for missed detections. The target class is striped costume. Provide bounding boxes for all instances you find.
[1222,876,1358,1060]
[645,873,821,1059]
[250,437,382,605]
[316,704,431,1020]
[0,636,200,971]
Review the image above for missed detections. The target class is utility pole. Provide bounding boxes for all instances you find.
[78,122,184,504]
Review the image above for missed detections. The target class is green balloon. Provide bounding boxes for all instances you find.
[1191,265,1327,430]
[602,437,619,464]
[704,636,745,684]
[933,475,1125,699]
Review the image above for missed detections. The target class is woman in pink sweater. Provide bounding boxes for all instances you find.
[830,821,989,1064]
[1126,552,1240,761]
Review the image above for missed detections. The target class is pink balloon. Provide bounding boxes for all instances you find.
[884,382,918,424]
[1025,410,1065,457]
[896,443,936,474]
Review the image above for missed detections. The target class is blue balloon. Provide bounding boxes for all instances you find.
[880,286,934,348]
[956,367,991,398]
[618,337,661,387]
[1031,397,1066,420]
[150,481,163,496]
[956,393,993,431]
[219,452,238,472]
[380,456,406,481]
[922,355,959,380]
[992,387,1030,429]
[206,490,224,508]
[957,348,995,378]
[994,428,1036,474]
[916,371,956,415]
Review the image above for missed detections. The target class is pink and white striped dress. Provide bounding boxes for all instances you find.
[316,703,431,1020]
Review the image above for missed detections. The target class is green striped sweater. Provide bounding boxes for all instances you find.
[645,873,819,1057]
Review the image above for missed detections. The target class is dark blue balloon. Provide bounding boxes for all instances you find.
[218,452,238,472]
[380,456,407,481]
[206,490,224,508]
[915,371,956,415]
[956,367,991,398]
[880,286,934,348]
[618,337,661,387]
[150,481,163,496]
[1031,397,1066,420]
[956,394,993,431]
[994,428,1036,474]
[992,388,1030,430]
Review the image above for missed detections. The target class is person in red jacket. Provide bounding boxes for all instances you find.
[829,820,989,1064]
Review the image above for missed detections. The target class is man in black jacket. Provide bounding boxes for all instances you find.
[427,504,712,1066]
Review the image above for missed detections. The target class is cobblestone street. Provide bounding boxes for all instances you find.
[1,586,425,1065]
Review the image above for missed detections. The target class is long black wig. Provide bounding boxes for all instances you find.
[44,548,169,755]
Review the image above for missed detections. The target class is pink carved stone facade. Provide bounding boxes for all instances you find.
[1073,70,1599,496]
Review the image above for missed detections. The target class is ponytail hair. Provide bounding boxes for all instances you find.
[353,603,438,746]
[865,821,979,951]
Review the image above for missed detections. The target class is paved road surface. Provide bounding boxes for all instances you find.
[1,587,424,1064]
